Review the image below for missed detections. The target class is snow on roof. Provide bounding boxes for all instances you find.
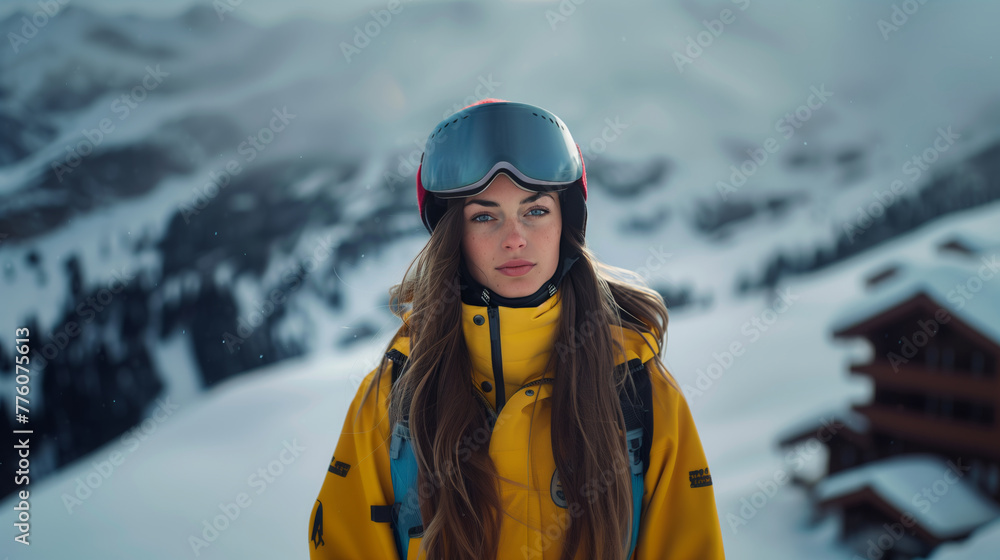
[776,406,870,446]
[936,225,1000,256]
[830,259,1000,347]
[816,454,1000,539]
[929,519,1000,559]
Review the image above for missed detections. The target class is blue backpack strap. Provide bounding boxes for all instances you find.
[618,358,652,559]
[370,349,424,559]
[389,420,424,556]
[375,352,652,559]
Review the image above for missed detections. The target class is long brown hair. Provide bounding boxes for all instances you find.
[361,197,672,559]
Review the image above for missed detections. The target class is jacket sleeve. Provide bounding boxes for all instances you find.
[633,360,727,559]
[309,368,400,559]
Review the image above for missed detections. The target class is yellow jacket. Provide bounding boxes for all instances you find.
[309,291,726,559]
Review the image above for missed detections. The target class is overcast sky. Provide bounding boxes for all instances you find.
[0,0,428,25]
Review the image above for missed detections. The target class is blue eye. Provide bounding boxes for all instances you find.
[470,207,549,223]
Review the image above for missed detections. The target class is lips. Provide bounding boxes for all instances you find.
[498,259,533,270]
[497,260,535,277]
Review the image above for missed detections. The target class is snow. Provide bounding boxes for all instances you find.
[935,225,1000,256]
[6,202,1000,558]
[148,330,203,406]
[1,345,376,559]
[830,257,1000,347]
[775,406,870,446]
[2,1,1000,559]
[931,519,1000,560]
[815,454,1000,540]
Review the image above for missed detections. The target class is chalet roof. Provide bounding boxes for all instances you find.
[830,260,1000,347]
[816,454,1000,540]
[936,229,1000,257]
[776,406,869,447]
[930,519,1000,559]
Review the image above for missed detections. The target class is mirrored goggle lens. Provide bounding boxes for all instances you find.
[419,103,582,197]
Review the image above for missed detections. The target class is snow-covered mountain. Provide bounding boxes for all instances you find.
[1,1,999,558]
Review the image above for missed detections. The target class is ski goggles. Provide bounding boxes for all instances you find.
[417,101,585,198]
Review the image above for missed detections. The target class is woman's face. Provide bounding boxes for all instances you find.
[461,173,562,299]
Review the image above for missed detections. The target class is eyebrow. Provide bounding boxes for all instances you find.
[464,192,553,208]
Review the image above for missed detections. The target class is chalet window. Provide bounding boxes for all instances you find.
[926,345,940,369]
[986,353,998,377]
[840,445,857,467]
[905,392,927,414]
[926,396,955,418]
[952,399,973,422]
[970,403,995,427]
[948,399,994,426]
[941,347,955,370]
[940,397,953,416]
[970,351,984,376]
[874,387,895,406]
[925,395,939,415]
[877,388,930,414]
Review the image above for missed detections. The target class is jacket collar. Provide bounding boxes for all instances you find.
[390,283,661,412]
[461,289,563,409]
[457,243,580,308]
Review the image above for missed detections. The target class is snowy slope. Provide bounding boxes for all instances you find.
[2,1,1000,559]
[4,199,999,559]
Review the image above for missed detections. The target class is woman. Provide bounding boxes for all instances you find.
[309,99,726,559]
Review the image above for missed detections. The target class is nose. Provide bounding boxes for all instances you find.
[502,219,527,251]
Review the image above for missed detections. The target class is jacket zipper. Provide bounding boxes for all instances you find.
[473,388,498,429]
[520,377,555,389]
[484,290,507,414]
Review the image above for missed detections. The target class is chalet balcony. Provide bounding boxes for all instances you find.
[848,360,999,402]
[852,403,1000,461]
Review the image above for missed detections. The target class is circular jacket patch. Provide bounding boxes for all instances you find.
[550,469,567,509]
